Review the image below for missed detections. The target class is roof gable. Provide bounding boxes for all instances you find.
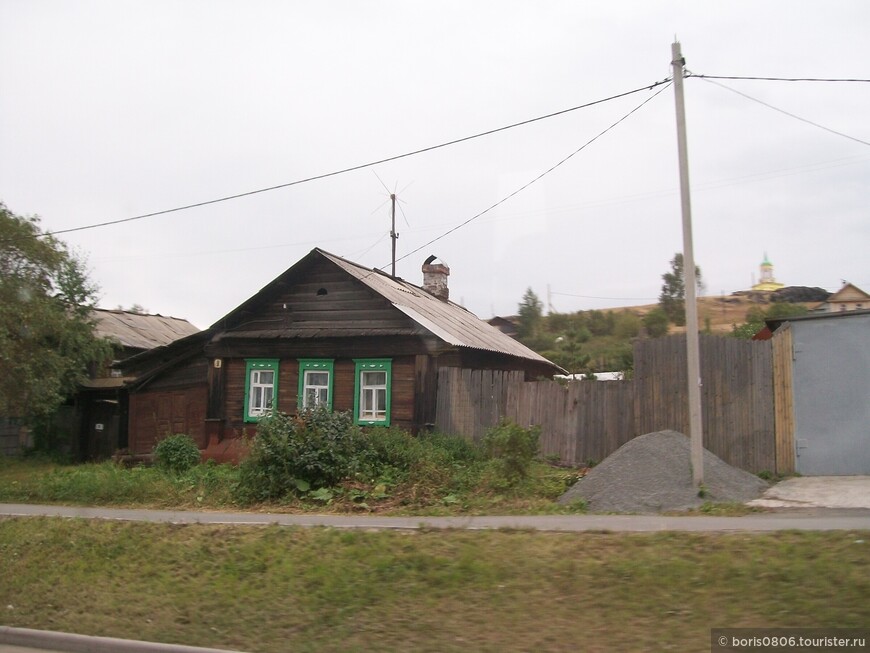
[318,250,558,367]
[211,248,560,370]
[827,283,870,303]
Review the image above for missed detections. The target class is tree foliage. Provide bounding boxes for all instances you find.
[0,203,112,425]
[659,252,703,326]
[642,308,670,338]
[516,287,543,340]
[730,301,809,339]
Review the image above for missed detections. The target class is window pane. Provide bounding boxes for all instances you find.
[303,369,330,408]
[307,372,328,386]
[357,361,389,424]
[363,371,386,387]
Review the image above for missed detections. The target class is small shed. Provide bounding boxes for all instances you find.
[75,310,200,459]
[121,248,563,461]
[766,309,870,475]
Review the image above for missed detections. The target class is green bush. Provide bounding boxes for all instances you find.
[153,434,201,473]
[483,420,540,487]
[361,428,485,496]
[236,408,370,503]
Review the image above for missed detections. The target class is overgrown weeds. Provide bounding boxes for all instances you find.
[0,418,586,514]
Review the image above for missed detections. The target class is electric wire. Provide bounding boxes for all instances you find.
[389,81,673,269]
[687,74,870,83]
[690,73,870,148]
[30,79,672,241]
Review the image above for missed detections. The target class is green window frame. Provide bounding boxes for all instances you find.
[297,359,334,411]
[353,359,392,426]
[244,359,279,423]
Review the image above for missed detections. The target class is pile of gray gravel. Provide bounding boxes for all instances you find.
[558,430,769,514]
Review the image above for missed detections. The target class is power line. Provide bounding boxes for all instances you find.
[391,82,673,268]
[691,73,870,148]
[551,291,658,301]
[32,79,671,241]
[687,74,870,83]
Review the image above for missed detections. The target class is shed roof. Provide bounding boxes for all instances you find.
[92,309,200,351]
[765,307,870,332]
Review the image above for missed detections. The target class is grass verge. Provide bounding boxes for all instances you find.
[0,454,585,515]
[0,518,867,652]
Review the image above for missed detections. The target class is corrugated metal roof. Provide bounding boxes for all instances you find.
[92,309,200,351]
[318,250,558,368]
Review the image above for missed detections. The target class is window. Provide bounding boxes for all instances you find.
[244,359,279,422]
[354,359,392,426]
[297,359,334,410]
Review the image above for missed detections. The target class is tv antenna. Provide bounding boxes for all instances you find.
[372,171,413,277]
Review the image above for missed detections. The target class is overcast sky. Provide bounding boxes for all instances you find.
[2,1,868,329]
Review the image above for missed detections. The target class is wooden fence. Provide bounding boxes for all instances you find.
[435,334,788,473]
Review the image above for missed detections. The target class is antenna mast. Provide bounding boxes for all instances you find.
[390,192,397,277]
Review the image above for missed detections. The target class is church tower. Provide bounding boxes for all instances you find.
[751,253,784,292]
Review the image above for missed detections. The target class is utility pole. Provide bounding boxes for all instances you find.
[390,192,397,277]
[671,40,705,487]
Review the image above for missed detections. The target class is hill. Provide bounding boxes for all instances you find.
[527,292,815,374]
[602,293,814,335]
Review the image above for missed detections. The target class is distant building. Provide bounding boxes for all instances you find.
[487,315,520,339]
[751,253,785,292]
[811,282,870,313]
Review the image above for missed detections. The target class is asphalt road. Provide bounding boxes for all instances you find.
[1,502,870,532]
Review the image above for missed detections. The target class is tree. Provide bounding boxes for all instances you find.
[549,327,591,375]
[730,301,808,339]
[116,303,148,314]
[658,253,703,326]
[0,203,112,429]
[642,307,670,338]
[517,288,543,340]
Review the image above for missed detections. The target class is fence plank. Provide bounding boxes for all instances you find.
[434,333,777,473]
[772,326,796,474]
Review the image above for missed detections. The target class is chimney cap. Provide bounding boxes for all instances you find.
[422,254,450,301]
[423,254,448,267]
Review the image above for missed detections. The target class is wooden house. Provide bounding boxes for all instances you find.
[121,248,563,461]
[811,282,870,313]
[77,309,200,459]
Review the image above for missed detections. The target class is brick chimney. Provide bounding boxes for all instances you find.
[422,255,450,301]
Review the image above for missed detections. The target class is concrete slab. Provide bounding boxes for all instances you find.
[748,476,870,510]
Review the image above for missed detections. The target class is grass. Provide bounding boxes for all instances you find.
[0,518,867,652]
[0,456,239,509]
[0,454,586,515]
